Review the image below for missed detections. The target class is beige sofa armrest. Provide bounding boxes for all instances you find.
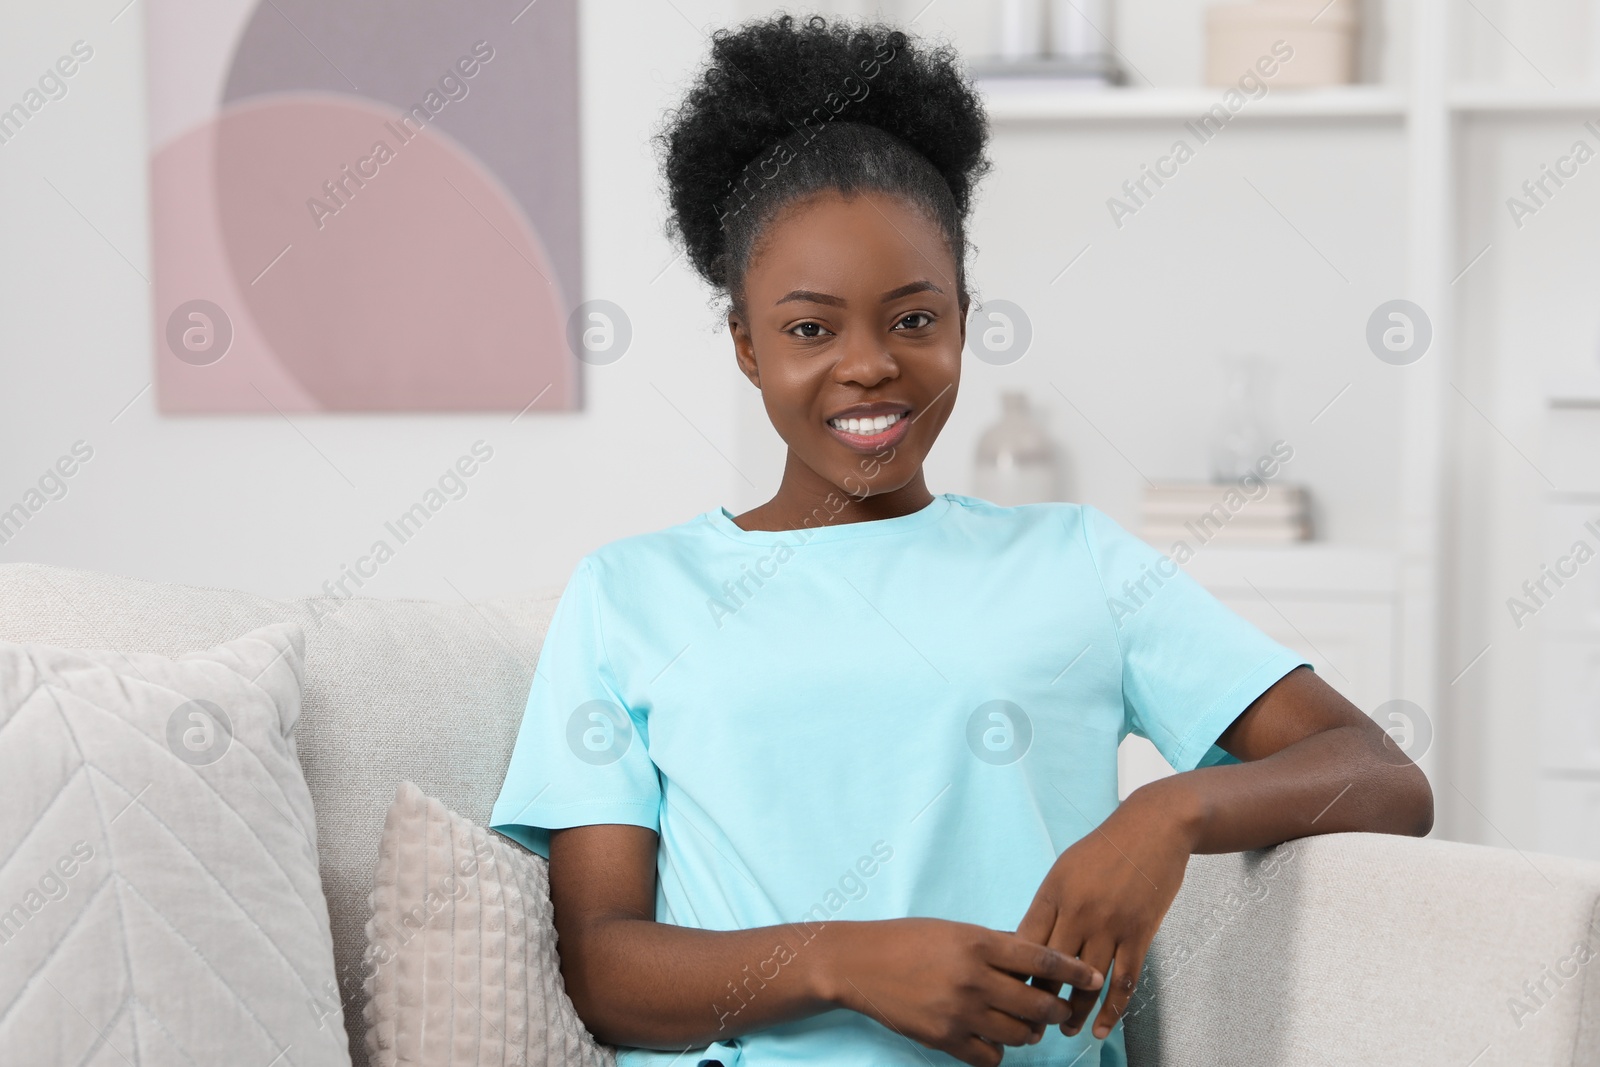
[1125,832,1600,1067]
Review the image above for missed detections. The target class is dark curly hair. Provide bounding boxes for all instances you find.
[654,13,992,313]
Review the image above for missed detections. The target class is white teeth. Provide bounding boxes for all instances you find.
[830,412,902,434]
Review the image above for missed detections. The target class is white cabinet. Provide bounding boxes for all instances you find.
[1536,385,1600,859]
[1539,779,1600,861]
[1536,500,1600,635]
[1539,637,1600,775]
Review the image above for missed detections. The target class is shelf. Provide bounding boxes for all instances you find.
[974,81,1408,122]
[975,81,1600,123]
[1547,371,1600,408]
[1450,85,1600,114]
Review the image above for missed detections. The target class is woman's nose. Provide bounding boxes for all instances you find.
[832,327,896,386]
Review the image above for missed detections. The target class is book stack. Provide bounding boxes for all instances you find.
[1141,481,1312,547]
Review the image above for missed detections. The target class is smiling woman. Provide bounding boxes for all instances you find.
[488,13,1432,1067]
[652,13,989,532]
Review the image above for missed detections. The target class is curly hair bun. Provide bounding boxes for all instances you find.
[657,13,991,295]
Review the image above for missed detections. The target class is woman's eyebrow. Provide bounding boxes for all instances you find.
[881,280,943,302]
[774,280,944,307]
[776,289,845,307]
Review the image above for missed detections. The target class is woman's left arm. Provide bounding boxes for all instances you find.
[1015,664,1434,1041]
[1158,663,1434,850]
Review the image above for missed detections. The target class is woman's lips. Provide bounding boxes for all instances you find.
[825,413,912,454]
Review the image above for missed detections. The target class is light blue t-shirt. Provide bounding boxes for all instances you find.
[490,493,1311,1066]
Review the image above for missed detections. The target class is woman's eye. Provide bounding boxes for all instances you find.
[894,313,932,330]
[789,322,828,339]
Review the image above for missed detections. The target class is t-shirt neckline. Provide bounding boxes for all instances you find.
[706,492,955,545]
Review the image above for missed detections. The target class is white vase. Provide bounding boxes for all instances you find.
[1209,354,1275,483]
[998,0,1046,61]
[1049,0,1107,60]
[974,390,1062,505]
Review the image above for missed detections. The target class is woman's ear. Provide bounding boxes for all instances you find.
[957,294,970,350]
[728,311,761,389]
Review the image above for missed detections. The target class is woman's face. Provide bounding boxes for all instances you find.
[728,189,965,501]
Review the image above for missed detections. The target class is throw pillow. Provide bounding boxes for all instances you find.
[362,781,615,1067]
[0,621,351,1065]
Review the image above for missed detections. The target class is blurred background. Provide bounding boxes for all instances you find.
[2,0,1598,860]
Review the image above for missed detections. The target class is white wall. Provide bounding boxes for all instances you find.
[0,0,1413,599]
[0,0,742,602]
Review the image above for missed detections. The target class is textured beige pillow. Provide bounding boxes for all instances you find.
[363,781,615,1067]
[0,621,350,1065]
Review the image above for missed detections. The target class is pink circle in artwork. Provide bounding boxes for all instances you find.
[210,93,575,411]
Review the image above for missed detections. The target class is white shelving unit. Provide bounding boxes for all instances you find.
[1539,373,1600,859]
[975,83,1408,121]
[973,1,1600,845]
[970,2,1459,805]
[975,84,1600,121]
[1449,86,1600,112]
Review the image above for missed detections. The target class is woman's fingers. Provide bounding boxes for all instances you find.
[1006,897,1064,993]
[1061,935,1115,1036]
[974,1006,1045,1048]
[1091,939,1147,1039]
[1030,921,1094,1004]
[982,966,1073,1030]
[1025,928,1083,1000]
[952,1034,1005,1067]
[983,928,1103,992]
[955,1010,1062,1067]
[1012,893,1057,947]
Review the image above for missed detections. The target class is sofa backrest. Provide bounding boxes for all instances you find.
[0,561,558,1067]
[6,561,1599,1067]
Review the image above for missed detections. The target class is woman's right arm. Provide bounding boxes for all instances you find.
[547,824,1103,1067]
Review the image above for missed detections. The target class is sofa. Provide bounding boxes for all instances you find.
[1,559,1596,1066]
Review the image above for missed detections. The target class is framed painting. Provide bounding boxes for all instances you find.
[147,0,581,412]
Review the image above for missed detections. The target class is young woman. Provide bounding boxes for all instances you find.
[490,14,1432,1067]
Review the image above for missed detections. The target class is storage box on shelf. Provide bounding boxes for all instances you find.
[1204,0,1359,88]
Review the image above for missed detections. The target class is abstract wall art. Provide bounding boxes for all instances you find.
[147,0,581,412]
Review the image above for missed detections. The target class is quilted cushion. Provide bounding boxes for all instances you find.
[0,622,350,1066]
[0,561,560,1067]
[364,781,615,1067]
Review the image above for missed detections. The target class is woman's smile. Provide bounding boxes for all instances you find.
[824,403,914,453]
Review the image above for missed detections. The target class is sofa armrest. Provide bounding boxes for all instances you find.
[1124,832,1600,1067]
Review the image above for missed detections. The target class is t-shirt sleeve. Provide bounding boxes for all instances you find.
[1076,503,1314,773]
[489,555,661,859]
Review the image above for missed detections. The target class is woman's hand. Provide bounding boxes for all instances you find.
[1013,785,1198,1041]
[813,917,1104,1067]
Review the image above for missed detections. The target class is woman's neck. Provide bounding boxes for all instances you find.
[728,453,936,533]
